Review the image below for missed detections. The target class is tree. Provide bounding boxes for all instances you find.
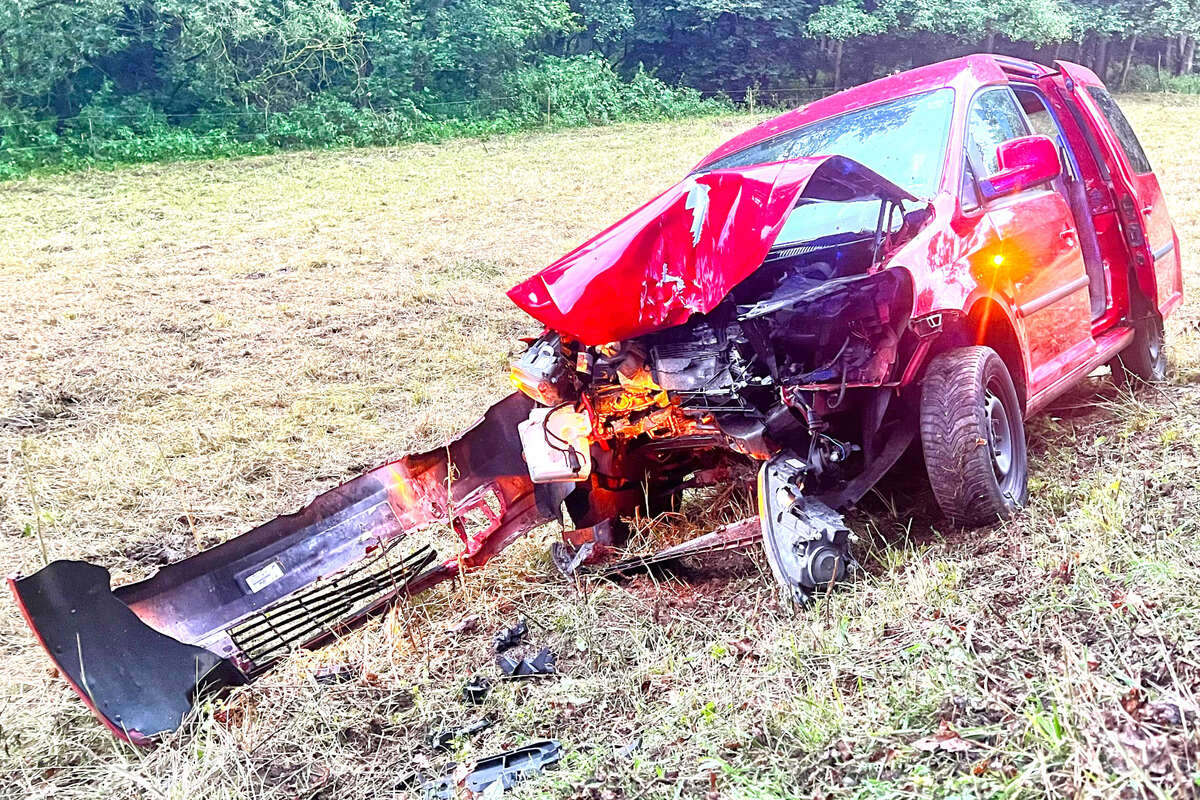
[807,0,892,88]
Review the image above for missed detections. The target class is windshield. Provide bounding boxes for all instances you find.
[700,88,955,197]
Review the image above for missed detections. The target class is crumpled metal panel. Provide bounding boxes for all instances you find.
[507,155,916,345]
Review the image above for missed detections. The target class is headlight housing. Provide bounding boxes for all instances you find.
[509,333,575,406]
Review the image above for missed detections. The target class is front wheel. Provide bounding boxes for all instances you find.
[919,346,1028,527]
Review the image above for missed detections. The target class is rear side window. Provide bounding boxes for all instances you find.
[1086,87,1152,174]
[1014,89,1059,141]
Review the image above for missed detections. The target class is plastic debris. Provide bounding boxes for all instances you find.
[463,675,492,704]
[312,663,358,685]
[430,717,493,752]
[422,739,562,798]
[493,619,528,653]
[498,647,556,679]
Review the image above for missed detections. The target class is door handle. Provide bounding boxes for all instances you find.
[1059,227,1078,246]
[1143,203,1154,215]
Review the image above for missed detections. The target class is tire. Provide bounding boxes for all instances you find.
[919,346,1028,527]
[1111,313,1167,385]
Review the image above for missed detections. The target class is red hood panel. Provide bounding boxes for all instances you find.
[508,155,917,344]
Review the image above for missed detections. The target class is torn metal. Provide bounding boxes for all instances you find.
[10,393,561,743]
[12,53,1190,747]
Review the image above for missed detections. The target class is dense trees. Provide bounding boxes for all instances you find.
[1,0,1197,175]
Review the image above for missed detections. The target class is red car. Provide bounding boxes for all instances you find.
[10,55,1183,743]
[506,53,1181,592]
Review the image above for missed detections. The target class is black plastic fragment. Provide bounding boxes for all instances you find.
[493,619,528,653]
[498,647,556,679]
[423,739,562,798]
[463,674,492,704]
[313,663,358,685]
[430,716,493,751]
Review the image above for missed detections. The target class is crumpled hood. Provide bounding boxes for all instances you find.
[508,155,917,345]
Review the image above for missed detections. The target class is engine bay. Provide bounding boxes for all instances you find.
[508,198,922,508]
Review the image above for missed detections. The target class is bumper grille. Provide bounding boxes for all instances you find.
[227,544,436,668]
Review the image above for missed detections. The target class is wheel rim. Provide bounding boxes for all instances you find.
[1148,321,1166,377]
[984,386,1013,482]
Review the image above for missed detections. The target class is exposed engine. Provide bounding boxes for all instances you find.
[506,197,927,601]
[511,230,915,480]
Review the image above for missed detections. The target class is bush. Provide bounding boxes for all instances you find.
[1122,64,1200,94]
[506,55,726,127]
[0,64,728,180]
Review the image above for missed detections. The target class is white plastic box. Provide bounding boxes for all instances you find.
[518,406,592,483]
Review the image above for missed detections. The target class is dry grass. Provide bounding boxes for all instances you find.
[1,97,1199,799]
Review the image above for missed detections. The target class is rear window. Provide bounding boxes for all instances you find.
[1086,87,1152,174]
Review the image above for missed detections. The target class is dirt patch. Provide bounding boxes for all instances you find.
[0,385,80,432]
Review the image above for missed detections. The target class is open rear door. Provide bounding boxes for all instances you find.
[1052,61,1183,318]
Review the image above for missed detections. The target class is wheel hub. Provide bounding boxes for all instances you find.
[984,389,1013,480]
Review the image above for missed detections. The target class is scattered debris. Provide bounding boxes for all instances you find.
[463,675,492,705]
[446,615,480,635]
[550,540,594,577]
[423,739,562,798]
[551,521,622,577]
[911,720,978,753]
[313,663,357,685]
[594,518,762,578]
[617,736,643,759]
[493,619,529,653]
[498,647,556,679]
[430,717,494,752]
[13,57,1186,749]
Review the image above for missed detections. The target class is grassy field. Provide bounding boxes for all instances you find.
[2,96,1199,799]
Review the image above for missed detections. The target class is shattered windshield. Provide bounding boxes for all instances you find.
[701,88,954,197]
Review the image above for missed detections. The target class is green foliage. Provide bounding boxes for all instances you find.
[1124,63,1200,93]
[2,0,1200,178]
[808,0,892,41]
[507,56,724,126]
[0,57,728,179]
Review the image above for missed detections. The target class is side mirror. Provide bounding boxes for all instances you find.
[979,135,1061,200]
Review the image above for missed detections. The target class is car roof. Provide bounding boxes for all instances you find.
[696,54,1015,171]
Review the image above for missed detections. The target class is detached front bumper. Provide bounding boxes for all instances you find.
[9,393,566,744]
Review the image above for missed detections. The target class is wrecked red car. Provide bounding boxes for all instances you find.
[11,54,1183,744]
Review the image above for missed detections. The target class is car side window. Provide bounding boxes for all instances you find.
[965,88,1031,176]
[1012,87,1076,194]
[1086,86,1152,174]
